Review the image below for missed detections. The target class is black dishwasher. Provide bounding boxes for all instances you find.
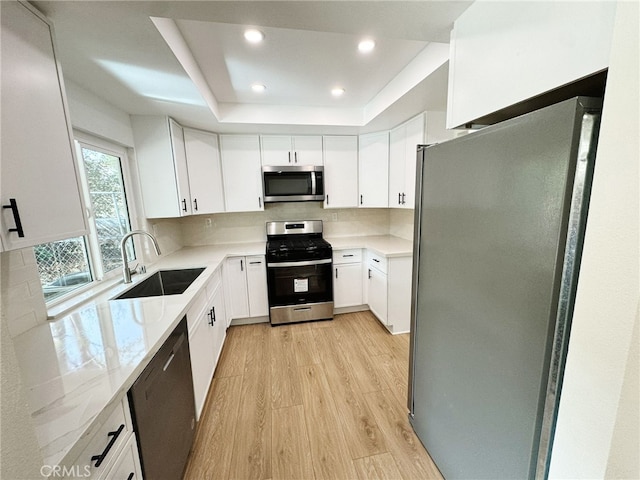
[129,317,196,480]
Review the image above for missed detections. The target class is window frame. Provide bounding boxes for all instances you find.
[42,131,140,308]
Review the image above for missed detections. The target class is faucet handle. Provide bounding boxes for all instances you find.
[135,264,147,274]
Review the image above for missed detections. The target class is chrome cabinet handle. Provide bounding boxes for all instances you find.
[3,198,25,237]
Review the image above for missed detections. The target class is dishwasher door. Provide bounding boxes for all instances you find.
[129,317,196,480]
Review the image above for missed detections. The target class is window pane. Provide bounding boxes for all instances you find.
[35,237,92,302]
[81,147,134,273]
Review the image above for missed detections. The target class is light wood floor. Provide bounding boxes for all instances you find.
[183,311,443,480]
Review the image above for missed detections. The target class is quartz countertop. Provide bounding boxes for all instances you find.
[12,242,264,470]
[326,235,413,257]
[13,236,410,470]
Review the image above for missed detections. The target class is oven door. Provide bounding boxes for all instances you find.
[266,259,333,307]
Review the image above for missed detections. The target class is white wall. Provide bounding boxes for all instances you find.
[65,80,135,147]
[549,2,639,477]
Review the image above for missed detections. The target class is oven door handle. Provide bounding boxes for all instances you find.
[267,259,332,268]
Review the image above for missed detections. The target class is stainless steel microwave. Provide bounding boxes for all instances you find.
[262,165,324,203]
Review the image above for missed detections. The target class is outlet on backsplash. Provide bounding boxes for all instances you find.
[204,218,213,230]
[331,213,338,222]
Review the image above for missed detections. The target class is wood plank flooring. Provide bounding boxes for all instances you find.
[183,311,442,480]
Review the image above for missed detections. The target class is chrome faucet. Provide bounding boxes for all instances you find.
[120,230,162,283]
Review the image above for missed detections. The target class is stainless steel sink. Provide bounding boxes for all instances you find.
[114,268,205,300]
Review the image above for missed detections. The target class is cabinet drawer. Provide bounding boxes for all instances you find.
[333,249,362,264]
[66,397,133,479]
[205,267,222,300]
[99,433,142,480]
[187,289,207,332]
[367,251,388,273]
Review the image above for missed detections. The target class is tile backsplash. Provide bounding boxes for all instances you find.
[0,248,47,338]
[178,203,396,246]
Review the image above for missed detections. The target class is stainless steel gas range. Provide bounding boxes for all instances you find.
[265,220,333,325]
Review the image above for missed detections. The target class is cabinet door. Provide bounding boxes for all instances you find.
[402,114,425,209]
[387,256,412,334]
[225,257,249,319]
[260,135,292,166]
[184,129,225,214]
[246,255,269,317]
[99,433,143,480]
[388,125,406,208]
[334,263,363,308]
[189,305,215,420]
[220,135,264,212]
[368,267,388,325]
[211,283,227,364]
[292,136,323,165]
[323,136,359,209]
[358,132,389,208]
[0,2,86,250]
[169,119,192,216]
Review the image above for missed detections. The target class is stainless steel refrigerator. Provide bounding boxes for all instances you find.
[408,97,602,479]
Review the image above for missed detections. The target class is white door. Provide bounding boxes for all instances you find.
[220,135,264,212]
[246,255,269,317]
[260,135,292,166]
[358,132,389,208]
[189,306,215,419]
[184,129,225,214]
[334,263,363,308]
[0,2,87,250]
[168,119,192,216]
[292,136,323,165]
[368,267,388,325]
[402,114,425,209]
[388,125,406,208]
[323,136,358,208]
[226,256,250,319]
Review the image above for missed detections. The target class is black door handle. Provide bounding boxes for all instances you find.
[3,198,25,237]
[182,199,187,212]
[193,198,198,211]
[91,424,125,467]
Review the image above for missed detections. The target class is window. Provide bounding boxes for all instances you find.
[35,136,136,303]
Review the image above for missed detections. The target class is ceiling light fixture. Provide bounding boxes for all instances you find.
[251,83,266,93]
[358,39,376,53]
[244,29,265,44]
[331,87,345,97]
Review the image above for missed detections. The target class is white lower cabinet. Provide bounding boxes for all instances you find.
[366,251,412,334]
[187,268,227,420]
[62,397,138,479]
[224,255,269,323]
[333,249,363,308]
[99,433,143,480]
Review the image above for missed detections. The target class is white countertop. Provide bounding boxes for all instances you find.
[12,236,409,469]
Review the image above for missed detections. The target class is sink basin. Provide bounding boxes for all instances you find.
[114,268,205,300]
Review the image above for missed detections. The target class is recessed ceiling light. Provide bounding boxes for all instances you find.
[251,83,266,93]
[331,87,345,97]
[244,29,264,44]
[358,39,375,53]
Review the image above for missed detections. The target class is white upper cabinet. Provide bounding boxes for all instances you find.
[0,1,87,251]
[323,136,359,209]
[446,1,616,128]
[219,135,264,212]
[389,113,425,209]
[358,132,389,208]
[183,128,225,215]
[260,135,323,166]
[131,116,190,218]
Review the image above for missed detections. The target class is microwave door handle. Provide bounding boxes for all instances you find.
[310,171,317,195]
